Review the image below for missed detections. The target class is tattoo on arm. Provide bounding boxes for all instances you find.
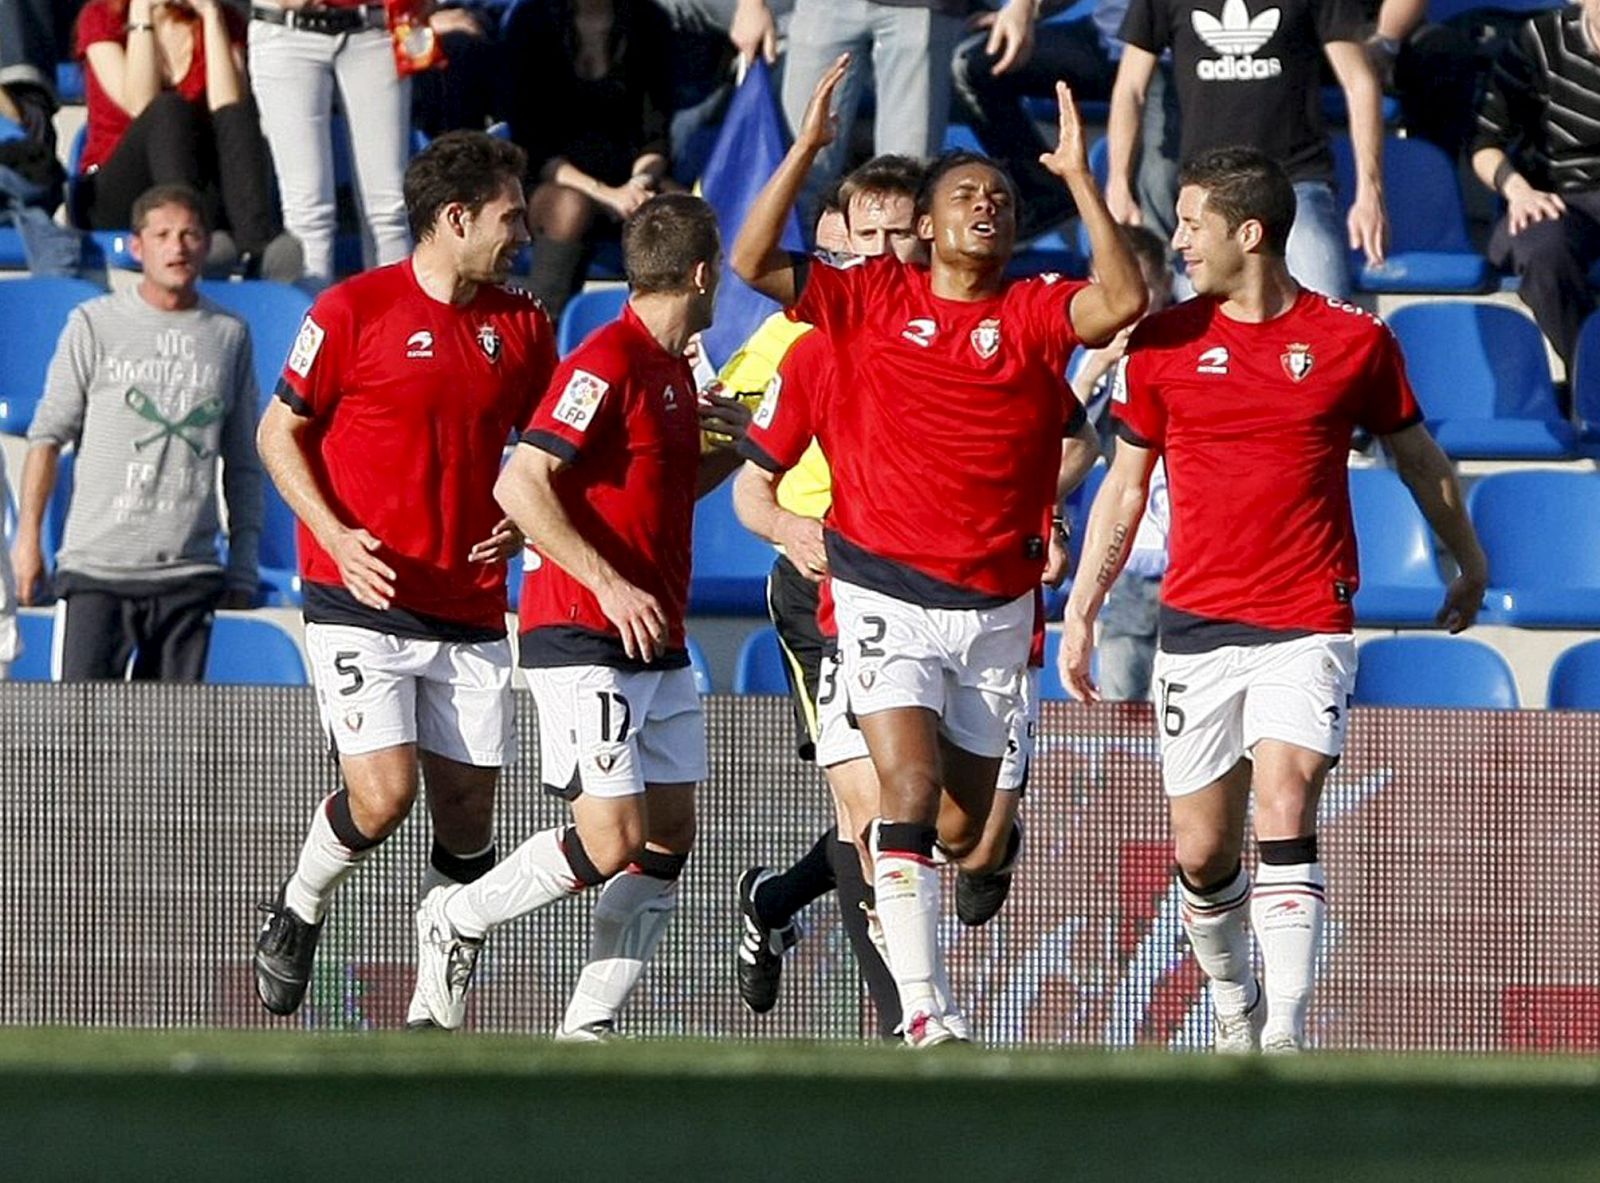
[1096,523,1129,590]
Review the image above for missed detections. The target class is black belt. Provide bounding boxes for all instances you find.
[250,5,385,35]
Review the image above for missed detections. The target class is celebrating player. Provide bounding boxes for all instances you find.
[1063,147,1487,1053]
[411,194,748,1038]
[251,132,557,1021]
[732,58,1148,1046]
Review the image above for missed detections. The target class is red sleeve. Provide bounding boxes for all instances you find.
[738,330,828,472]
[522,340,628,464]
[520,307,560,429]
[75,2,121,54]
[789,254,879,336]
[1358,323,1425,437]
[276,291,352,418]
[1015,274,1092,371]
[1109,332,1165,449]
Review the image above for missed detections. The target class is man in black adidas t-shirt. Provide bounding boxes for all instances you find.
[1106,0,1387,300]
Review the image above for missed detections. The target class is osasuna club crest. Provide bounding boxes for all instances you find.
[476,324,502,362]
[1281,341,1313,382]
[971,317,1002,360]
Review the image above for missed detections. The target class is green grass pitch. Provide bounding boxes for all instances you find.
[1,1029,1596,1180]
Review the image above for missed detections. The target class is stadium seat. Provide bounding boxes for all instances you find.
[56,62,86,105]
[1348,466,1447,626]
[197,280,312,408]
[65,126,140,270]
[256,486,301,607]
[1426,0,1562,23]
[0,277,104,433]
[734,626,790,694]
[686,635,713,695]
[1387,303,1577,459]
[1469,471,1600,627]
[204,615,307,685]
[1569,310,1600,446]
[558,286,628,356]
[690,478,772,615]
[1352,635,1519,708]
[1330,134,1488,294]
[1547,638,1600,710]
[10,610,55,682]
[506,546,526,612]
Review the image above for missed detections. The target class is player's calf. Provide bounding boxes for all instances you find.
[1252,834,1326,1052]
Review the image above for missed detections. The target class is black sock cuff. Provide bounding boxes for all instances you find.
[326,790,379,853]
[560,826,608,888]
[1258,835,1319,866]
[631,848,688,881]
[1176,860,1244,897]
[876,821,937,859]
[431,840,496,885]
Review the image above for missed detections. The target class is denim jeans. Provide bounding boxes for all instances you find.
[1286,179,1351,301]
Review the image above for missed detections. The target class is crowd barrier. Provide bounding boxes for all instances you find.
[1,686,1596,1051]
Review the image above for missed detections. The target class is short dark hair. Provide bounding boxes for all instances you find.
[1179,147,1296,255]
[838,154,925,226]
[915,151,1017,218]
[131,184,208,234]
[1121,224,1171,277]
[404,130,528,242]
[622,193,721,295]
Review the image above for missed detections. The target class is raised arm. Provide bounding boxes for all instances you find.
[1381,423,1487,633]
[191,0,244,111]
[84,0,162,119]
[730,54,851,305]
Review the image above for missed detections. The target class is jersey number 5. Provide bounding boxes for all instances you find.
[334,651,365,697]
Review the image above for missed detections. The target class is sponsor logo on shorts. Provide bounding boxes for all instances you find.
[287,316,325,378]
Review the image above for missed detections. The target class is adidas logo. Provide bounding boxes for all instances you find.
[1192,0,1282,81]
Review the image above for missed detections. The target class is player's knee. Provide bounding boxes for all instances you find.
[344,780,417,842]
[876,764,942,818]
[1173,837,1240,889]
[573,822,646,881]
[936,814,983,862]
[646,809,696,855]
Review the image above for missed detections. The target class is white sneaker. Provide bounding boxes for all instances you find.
[413,885,483,1030]
[555,1019,622,1043]
[903,1010,968,1049]
[1262,1032,1306,1055]
[1213,980,1266,1054]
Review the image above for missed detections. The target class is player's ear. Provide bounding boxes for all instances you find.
[1238,217,1265,254]
[917,212,933,241]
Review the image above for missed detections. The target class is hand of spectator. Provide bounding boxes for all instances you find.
[1107,180,1142,225]
[596,576,668,662]
[796,54,851,154]
[1363,33,1399,90]
[1505,177,1566,236]
[1042,520,1071,588]
[218,588,255,610]
[984,0,1037,75]
[1061,611,1100,702]
[730,0,778,66]
[776,513,828,581]
[599,181,651,220]
[1348,189,1387,267]
[1437,570,1487,634]
[429,7,485,37]
[1037,82,1092,183]
[698,391,752,445]
[468,516,524,564]
[10,537,45,607]
[326,526,397,611]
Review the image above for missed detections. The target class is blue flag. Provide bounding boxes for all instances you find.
[698,58,805,370]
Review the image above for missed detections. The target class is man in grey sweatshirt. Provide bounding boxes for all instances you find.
[9,183,262,681]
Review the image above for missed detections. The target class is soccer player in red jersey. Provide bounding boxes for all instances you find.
[1064,147,1488,1053]
[411,194,750,1038]
[251,132,557,1021]
[732,58,1148,1046]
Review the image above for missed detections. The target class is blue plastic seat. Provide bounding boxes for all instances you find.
[1427,0,1562,22]
[197,280,312,409]
[256,487,302,607]
[686,635,713,695]
[1353,635,1519,708]
[1548,638,1600,710]
[1569,310,1600,445]
[0,277,105,433]
[690,478,772,615]
[1388,303,1576,459]
[1330,134,1488,294]
[65,126,140,270]
[10,610,55,682]
[204,616,307,685]
[1468,471,1600,627]
[734,626,790,694]
[558,286,628,356]
[1348,467,1447,625]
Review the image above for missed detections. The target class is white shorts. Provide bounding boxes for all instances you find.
[525,664,707,799]
[828,579,1031,761]
[304,623,515,766]
[1152,633,1358,798]
[997,666,1039,794]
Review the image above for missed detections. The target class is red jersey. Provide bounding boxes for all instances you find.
[759,255,1089,606]
[516,304,701,668]
[277,262,556,636]
[1111,290,1422,638]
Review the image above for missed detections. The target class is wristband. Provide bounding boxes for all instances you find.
[1373,34,1401,57]
[126,21,155,32]
[1492,158,1517,196]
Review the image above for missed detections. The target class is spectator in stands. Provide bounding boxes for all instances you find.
[75,0,295,279]
[1472,0,1600,375]
[9,184,262,682]
[951,0,1182,241]
[248,0,412,286]
[1071,223,1172,701]
[501,0,677,317]
[1108,0,1388,299]
[1360,0,1480,158]
[0,0,74,160]
[411,2,505,139]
